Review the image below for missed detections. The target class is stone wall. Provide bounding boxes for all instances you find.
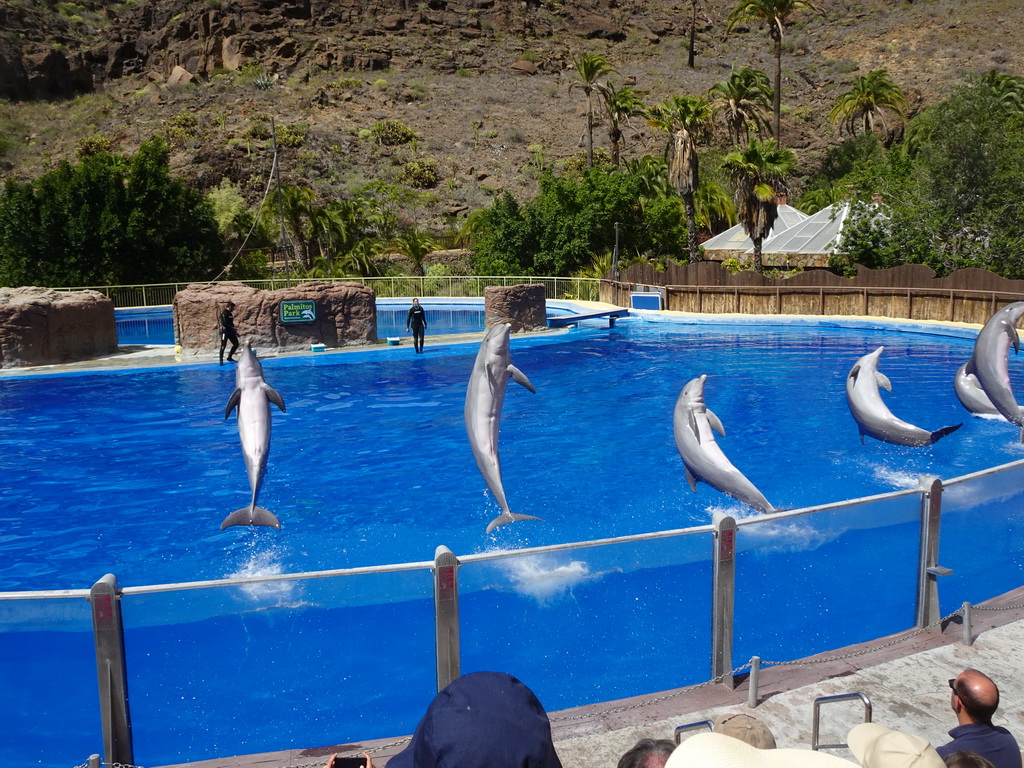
[484,284,547,333]
[173,281,377,354]
[0,287,117,368]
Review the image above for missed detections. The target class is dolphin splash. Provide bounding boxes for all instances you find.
[222,342,286,529]
[970,301,1024,439]
[846,346,961,447]
[464,323,541,534]
[673,374,775,514]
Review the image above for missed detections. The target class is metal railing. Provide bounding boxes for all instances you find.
[8,456,1024,767]
[62,277,603,308]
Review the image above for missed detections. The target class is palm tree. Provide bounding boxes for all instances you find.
[707,65,773,145]
[829,69,909,141]
[648,95,713,264]
[727,0,818,142]
[979,69,1024,116]
[391,227,437,277]
[570,53,617,168]
[721,138,797,273]
[268,185,315,270]
[596,83,646,166]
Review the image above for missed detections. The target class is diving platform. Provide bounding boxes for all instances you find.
[548,309,630,328]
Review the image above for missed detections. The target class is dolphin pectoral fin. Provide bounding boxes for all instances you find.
[707,408,726,437]
[687,411,701,442]
[263,384,286,412]
[929,423,962,444]
[874,371,892,392]
[1004,322,1021,354]
[684,466,699,493]
[508,365,536,394]
[220,506,282,530]
[224,389,242,419]
[860,431,866,445]
[486,511,543,534]
[849,363,861,383]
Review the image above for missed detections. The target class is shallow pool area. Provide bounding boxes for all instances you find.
[4,311,1024,766]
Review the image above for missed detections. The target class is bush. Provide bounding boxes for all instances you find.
[275,123,308,148]
[398,159,440,189]
[373,119,417,146]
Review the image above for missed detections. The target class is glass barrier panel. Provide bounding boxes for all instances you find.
[0,596,98,766]
[457,532,714,715]
[733,494,921,667]
[940,462,1024,613]
[121,569,435,767]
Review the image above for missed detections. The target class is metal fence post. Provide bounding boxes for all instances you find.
[712,515,737,687]
[433,546,461,692]
[747,656,761,708]
[962,601,974,646]
[916,476,949,628]
[90,573,133,767]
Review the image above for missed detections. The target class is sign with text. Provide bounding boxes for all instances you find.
[280,300,316,324]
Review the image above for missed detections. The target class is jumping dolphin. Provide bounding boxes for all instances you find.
[222,343,285,529]
[673,374,775,514]
[971,301,1024,438]
[954,359,1004,418]
[464,323,541,534]
[846,346,961,447]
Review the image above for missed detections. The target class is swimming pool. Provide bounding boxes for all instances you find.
[4,314,1024,765]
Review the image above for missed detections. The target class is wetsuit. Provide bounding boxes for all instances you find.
[219,306,239,364]
[406,304,426,353]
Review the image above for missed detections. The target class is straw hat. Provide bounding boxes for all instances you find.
[666,732,856,768]
[712,713,777,749]
[847,724,945,768]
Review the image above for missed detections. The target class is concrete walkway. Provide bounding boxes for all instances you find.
[161,588,1024,768]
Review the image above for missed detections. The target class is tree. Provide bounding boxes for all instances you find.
[648,95,713,263]
[390,227,437,277]
[0,138,220,287]
[721,138,797,273]
[707,65,773,146]
[569,53,617,168]
[727,0,818,141]
[829,69,909,142]
[271,185,315,270]
[596,83,646,166]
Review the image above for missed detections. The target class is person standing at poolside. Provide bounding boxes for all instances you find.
[406,297,427,353]
[219,301,240,365]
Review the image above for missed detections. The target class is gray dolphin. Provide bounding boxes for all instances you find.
[464,323,541,534]
[954,359,1004,418]
[222,343,285,529]
[846,346,961,447]
[971,301,1024,437]
[673,374,775,514]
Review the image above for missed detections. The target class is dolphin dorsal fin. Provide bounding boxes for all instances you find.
[874,371,892,392]
[263,384,286,413]
[684,465,699,493]
[508,364,536,394]
[707,409,726,437]
[224,389,242,419]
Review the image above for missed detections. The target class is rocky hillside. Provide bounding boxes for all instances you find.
[1,0,1023,230]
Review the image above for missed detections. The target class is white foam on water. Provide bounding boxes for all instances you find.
[707,503,838,552]
[496,554,600,605]
[870,464,922,489]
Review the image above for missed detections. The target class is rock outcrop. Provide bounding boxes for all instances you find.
[484,284,547,333]
[0,287,117,368]
[173,281,377,354]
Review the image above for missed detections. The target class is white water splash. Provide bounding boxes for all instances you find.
[227,547,305,606]
[869,464,922,490]
[497,555,600,604]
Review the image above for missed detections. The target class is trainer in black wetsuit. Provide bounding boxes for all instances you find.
[406,298,426,353]
[219,301,239,365]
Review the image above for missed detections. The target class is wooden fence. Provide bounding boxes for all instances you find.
[601,262,1024,326]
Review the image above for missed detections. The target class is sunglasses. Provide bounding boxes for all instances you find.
[949,679,959,693]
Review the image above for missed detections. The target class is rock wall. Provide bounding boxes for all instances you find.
[173,281,377,354]
[0,287,117,368]
[484,284,547,333]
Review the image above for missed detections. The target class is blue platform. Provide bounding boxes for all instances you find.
[547,309,630,328]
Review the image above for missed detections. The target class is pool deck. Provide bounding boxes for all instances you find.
[156,586,1024,768]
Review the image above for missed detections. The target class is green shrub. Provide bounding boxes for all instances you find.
[76,135,112,158]
[398,159,440,188]
[372,119,416,146]
[275,122,308,148]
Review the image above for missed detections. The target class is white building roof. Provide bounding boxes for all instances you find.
[702,204,809,252]
[759,202,850,256]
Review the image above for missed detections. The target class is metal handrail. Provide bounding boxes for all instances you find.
[811,692,872,751]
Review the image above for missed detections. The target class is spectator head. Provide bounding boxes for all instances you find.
[617,738,675,768]
[713,712,777,749]
[943,751,997,768]
[666,732,853,768]
[950,670,1000,725]
[387,672,561,768]
[848,723,945,768]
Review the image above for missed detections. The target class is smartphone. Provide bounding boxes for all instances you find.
[328,756,366,768]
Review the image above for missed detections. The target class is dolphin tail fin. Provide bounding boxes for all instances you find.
[929,423,963,444]
[486,511,543,534]
[220,506,282,530]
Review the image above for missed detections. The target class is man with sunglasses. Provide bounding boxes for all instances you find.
[937,670,1021,768]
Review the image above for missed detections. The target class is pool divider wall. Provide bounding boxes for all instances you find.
[90,574,133,767]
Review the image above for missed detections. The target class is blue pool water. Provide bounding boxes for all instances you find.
[4,317,1024,765]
